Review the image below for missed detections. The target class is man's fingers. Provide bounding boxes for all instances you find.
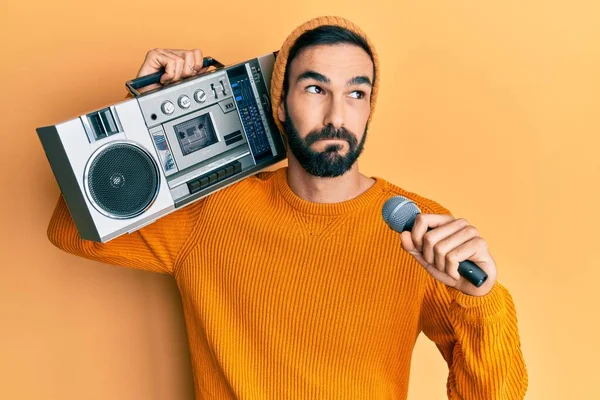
[422,218,471,268]
[164,49,197,78]
[401,231,457,286]
[136,48,209,90]
[400,214,497,295]
[435,225,480,279]
[158,49,185,82]
[444,237,482,281]
[147,49,180,84]
[411,213,456,252]
[400,231,416,253]
[172,48,211,74]
[137,49,174,84]
[192,49,209,73]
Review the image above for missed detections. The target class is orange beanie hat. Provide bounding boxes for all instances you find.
[270,16,381,136]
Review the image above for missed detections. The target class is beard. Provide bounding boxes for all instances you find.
[283,105,368,177]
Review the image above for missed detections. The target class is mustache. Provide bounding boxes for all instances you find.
[304,125,358,148]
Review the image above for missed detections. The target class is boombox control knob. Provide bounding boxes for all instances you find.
[194,89,207,103]
[161,101,175,115]
[178,95,191,109]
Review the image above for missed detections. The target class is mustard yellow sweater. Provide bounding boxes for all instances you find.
[48,167,527,399]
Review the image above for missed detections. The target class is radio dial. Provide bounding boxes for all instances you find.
[161,101,175,115]
[194,89,207,103]
[178,95,191,109]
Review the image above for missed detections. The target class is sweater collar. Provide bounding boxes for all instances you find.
[274,167,385,216]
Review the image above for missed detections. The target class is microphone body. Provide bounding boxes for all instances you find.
[382,196,488,288]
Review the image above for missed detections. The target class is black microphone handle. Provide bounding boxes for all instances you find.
[457,259,488,288]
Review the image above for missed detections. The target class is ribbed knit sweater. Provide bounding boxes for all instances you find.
[47,167,528,399]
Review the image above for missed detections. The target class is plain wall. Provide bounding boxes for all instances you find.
[1,0,598,398]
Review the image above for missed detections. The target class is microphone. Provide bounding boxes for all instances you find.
[382,196,488,288]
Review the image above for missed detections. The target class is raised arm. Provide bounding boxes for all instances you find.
[398,196,528,398]
[47,195,204,275]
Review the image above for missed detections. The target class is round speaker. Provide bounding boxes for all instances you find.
[85,141,160,219]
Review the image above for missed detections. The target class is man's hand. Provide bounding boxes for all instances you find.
[400,214,498,296]
[135,48,209,94]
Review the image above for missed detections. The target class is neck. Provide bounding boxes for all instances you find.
[285,153,376,204]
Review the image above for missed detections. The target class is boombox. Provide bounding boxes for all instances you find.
[37,52,287,242]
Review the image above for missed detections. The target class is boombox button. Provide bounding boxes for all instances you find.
[199,176,210,189]
[161,101,175,115]
[194,89,207,103]
[233,161,242,173]
[178,95,191,109]
[188,180,201,193]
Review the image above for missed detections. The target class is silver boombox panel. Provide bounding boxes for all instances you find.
[37,52,286,242]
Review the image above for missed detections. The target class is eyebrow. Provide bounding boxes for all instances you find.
[296,70,373,87]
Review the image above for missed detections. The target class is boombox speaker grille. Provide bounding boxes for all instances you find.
[86,142,159,219]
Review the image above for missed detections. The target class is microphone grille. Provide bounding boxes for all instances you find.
[382,196,422,232]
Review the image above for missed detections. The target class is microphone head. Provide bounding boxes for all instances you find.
[382,196,422,232]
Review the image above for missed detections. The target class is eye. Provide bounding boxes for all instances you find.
[306,85,323,94]
[349,90,366,99]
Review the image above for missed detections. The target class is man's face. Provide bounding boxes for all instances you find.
[278,44,374,177]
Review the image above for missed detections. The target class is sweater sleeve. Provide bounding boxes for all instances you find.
[47,194,204,275]
[419,277,528,399]
[412,195,528,398]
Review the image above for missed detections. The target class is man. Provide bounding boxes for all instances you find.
[48,16,528,399]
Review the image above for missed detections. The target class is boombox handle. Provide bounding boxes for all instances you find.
[125,56,225,97]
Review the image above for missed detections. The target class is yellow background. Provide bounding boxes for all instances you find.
[1,0,598,398]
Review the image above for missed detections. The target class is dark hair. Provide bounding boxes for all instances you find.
[282,25,376,100]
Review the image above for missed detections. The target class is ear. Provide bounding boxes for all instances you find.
[277,95,286,123]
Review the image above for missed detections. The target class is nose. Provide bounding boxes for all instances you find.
[323,95,345,130]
